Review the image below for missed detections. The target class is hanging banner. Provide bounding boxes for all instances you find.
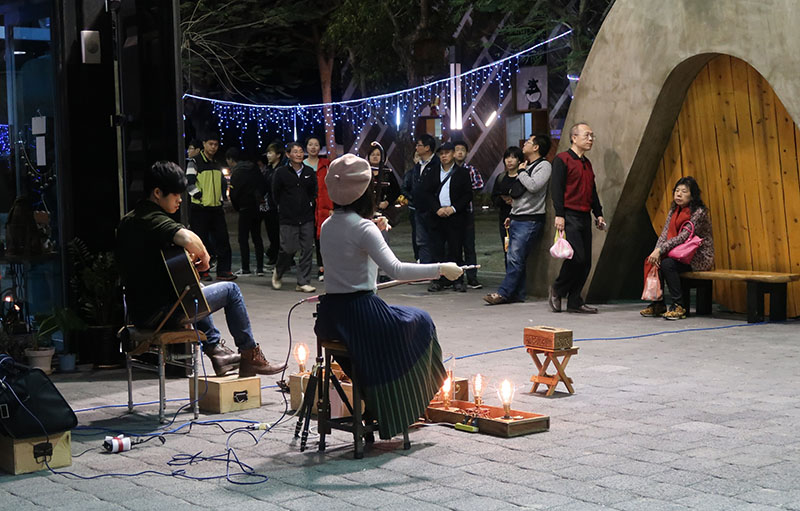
[516,65,548,112]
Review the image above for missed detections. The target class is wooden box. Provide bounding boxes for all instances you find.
[189,375,261,414]
[0,431,72,475]
[524,326,573,350]
[426,401,549,437]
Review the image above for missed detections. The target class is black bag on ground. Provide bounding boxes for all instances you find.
[0,357,78,438]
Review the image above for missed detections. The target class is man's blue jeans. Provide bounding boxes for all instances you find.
[497,219,544,302]
[196,282,256,351]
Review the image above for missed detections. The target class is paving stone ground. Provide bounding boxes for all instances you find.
[2,277,799,510]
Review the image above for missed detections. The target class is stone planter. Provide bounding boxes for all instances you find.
[24,347,55,374]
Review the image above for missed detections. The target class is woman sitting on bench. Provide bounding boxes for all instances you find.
[314,154,463,440]
[640,176,715,320]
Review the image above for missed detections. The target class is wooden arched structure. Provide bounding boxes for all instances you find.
[647,56,800,315]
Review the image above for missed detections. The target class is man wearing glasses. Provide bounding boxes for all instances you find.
[548,122,606,314]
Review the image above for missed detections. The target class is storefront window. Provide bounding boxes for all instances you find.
[0,0,62,326]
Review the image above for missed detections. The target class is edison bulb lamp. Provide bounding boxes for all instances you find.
[441,375,452,408]
[471,373,486,406]
[294,343,309,373]
[498,379,515,419]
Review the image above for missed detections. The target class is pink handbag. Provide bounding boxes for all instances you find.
[667,221,703,264]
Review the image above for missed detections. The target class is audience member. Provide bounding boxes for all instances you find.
[304,136,332,282]
[453,140,485,289]
[424,141,472,293]
[407,134,440,264]
[187,134,235,281]
[640,176,714,320]
[549,122,605,314]
[484,134,552,305]
[257,145,282,266]
[491,146,523,264]
[272,142,317,293]
[228,148,266,276]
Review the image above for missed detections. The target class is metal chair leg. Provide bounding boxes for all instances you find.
[127,354,134,413]
[192,342,199,419]
[158,346,166,424]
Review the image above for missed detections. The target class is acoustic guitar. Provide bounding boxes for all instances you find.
[161,245,211,324]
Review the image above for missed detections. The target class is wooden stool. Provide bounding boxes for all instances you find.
[527,347,579,396]
[314,339,409,459]
[124,327,204,424]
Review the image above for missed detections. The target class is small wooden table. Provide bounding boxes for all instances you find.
[527,347,579,396]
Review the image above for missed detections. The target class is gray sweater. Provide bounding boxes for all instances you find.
[510,159,552,217]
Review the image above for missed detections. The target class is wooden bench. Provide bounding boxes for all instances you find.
[680,270,800,323]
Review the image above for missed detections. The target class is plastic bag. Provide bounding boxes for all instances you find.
[549,232,573,259]
[504,227,510,253]
[641,265,663,301]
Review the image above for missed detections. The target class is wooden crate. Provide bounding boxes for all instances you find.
[426,401,549,437]
[0,431,72,475]
[189,375,261,414]
[524,326,573,350]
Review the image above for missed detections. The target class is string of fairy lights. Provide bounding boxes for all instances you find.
[0,124,10,157]
[183,30,572,147]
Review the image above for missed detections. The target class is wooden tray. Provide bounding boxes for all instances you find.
[426,400,549,437]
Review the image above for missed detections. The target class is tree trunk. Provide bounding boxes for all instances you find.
[317,49,337,158]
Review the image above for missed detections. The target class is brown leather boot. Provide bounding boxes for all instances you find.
[206,341,241,376]
[239,344,287,377]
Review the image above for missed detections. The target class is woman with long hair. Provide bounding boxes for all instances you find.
[640,176,714,320]
[315,154,463,441]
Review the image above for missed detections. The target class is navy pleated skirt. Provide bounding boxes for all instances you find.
[314,291,446,439]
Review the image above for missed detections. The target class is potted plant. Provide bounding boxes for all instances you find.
[25,315,57,374]
[40,308,87,372]
[67,238,124,368]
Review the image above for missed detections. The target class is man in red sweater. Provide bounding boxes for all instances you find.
[549,122,606,313]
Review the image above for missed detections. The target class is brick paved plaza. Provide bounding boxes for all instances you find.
[2,278,799,510]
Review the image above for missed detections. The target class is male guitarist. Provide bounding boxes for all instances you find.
[116,161,287,377]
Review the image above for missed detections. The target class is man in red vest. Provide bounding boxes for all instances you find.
[549,122,606,313]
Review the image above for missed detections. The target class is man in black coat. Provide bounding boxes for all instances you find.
[228,148,266,276]
[271,142,317,292]
[423,141,473,292]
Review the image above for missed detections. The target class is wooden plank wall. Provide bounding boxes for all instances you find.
[646,55,800,316]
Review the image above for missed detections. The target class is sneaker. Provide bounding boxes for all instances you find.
[239,344,287,377]
[428,282,444,292]
[663,304,687,320]
[272,269,282,290]
[199,271,213,282]
[640,301,667,317]
[217,271,237,281]
[318,274,324,282]
[256,269,265,277]
[453,281,467,293]
[296,284,316,293]
[467,279,483,290]
[234,269,252,276]
[483,292,508,305]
